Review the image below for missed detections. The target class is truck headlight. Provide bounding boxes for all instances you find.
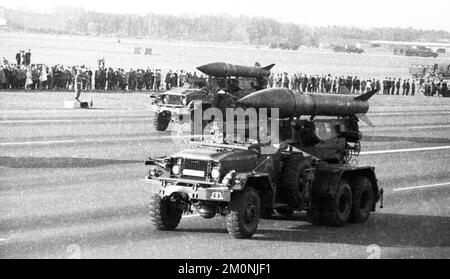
[148,168,163,177]
[172,164,181,175]
[222,170,236,186]
[211,167,220,180]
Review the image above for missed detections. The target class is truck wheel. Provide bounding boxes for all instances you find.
[322,180,352,226]
[149,194,182,230]
[276,208,294,217]
[280,156,311,209]
[349,176,374,223]
[154,111,171,131]
[226,187,260,239]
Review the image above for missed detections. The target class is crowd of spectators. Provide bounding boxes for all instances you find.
[0,52,447,96]
[268,72,448,96]
[0,60,204,92]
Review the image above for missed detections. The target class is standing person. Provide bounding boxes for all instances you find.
[360,79,366,93]
[75,69,82,101]
[39,66,47,90]
[25,66,33,90]
[376,79,381,93]
[391,78,396,95]
[402,79,406,95]
[405,79,410,96]
[25,49,31,66]
[20,51,25,66]
[411,79,416,96]
[0,65,6,89]
[149,69,155,90]
[283,73,289,88]
[396,79,401,95]
[31,66,40,90]
[165,71,172,90]
[155,70,161,90]
[16,52,21,65]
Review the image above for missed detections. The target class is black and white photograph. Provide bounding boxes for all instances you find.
[0,0,449,262]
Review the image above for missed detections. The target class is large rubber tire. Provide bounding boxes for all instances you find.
[149,194,183,230]
[322,180,352,226]
[279,156,311,209]
[349,176,374,223]
[226,187,260,239]
[154,111,171,131]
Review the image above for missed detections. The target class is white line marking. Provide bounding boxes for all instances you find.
[183,214,200,219]
[0,135,201,146]
[0,140,76,146]
[393,182,450,192]
[360,145,450,155]
[361,124,450,130]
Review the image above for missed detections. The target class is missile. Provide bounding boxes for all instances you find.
[238,88,378,118]
[197,62,275,78]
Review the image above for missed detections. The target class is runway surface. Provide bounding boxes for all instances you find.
[0,91,449,258]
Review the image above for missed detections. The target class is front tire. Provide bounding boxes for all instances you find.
[226,188,260,239]
[149,194,182,230]
[322,180,352,226]
[279,156,311,209]
[154,111,171,131]
[349,176,374,223]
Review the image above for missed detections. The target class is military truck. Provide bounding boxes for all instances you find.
[332,44,364,54]
[150,88,208,131]
[145,110,383,238]
[151,63,272,131]
[395,47,438,58]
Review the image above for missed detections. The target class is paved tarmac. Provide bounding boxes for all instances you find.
[0,92,449,258]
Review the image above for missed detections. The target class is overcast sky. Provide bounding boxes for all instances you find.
[1,0,449,32]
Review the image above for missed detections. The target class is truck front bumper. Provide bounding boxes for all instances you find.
[145,177,231,202]
[151,105,191,116]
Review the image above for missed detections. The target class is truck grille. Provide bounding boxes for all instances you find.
[182,159,209,172]
[168,95,182,105]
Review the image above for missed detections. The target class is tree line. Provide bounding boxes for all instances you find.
[6,7,450,47]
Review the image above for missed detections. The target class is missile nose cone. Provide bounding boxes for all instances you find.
[238,88,296,118]
[197,62,225,76]
[196,64,209,73]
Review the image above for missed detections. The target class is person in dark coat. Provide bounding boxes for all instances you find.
[165,71,172,90]
[16,52,21,65]
[411,80,416,96]
[396,79,401,95]
[25,49,31,66]
[405,79,410,95]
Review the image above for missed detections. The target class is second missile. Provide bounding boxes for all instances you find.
[197,62,275,78]
[238,88,378,118]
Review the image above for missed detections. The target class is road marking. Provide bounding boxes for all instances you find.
[360,145,450,155]
[393,182,450,192]
[361,124,450,130]
[183,214,200,219]
[0,140,76,146]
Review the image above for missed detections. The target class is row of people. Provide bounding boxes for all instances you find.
[0,63,205,91]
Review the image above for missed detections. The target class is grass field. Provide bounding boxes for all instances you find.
[1,31,450,79]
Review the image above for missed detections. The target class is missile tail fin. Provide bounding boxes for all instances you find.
[354,89,379,101]
[262,63,275,71]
